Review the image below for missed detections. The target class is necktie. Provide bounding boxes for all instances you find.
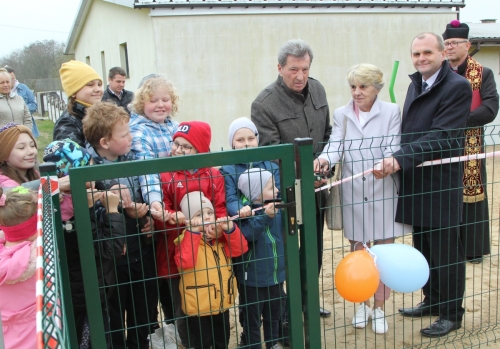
[422,81,428,93]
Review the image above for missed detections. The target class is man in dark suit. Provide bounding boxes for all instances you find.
[374,32,471,337]
[102,67,134,115]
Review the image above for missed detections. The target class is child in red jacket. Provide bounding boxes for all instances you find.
[155,121,239,347]
[174,191,247,348]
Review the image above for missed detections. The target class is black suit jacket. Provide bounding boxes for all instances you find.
[393,61,472,228]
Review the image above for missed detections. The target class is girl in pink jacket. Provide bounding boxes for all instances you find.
[0,186,38,349]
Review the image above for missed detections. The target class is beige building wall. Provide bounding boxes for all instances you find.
[152,12,457,150]
[74,0,156,90]
[473,47,500,93]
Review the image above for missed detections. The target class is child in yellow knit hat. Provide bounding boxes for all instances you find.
[53,60,103,147]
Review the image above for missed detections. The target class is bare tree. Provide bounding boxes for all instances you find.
[1,40,74,88]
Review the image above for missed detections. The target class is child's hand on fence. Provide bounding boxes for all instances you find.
[238,206,253,218]
[216,216,234,233]
[86,189,104,208]
[102,192,120,213]
[58,176,71,193]
[186,218,203,233]
[264,203,278,218]
[109,184,132,208]
[150,201,172,222]
[166,211,186,226]
[125,202,149,219]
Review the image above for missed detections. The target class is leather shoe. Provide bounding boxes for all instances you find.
[420,318,462,337]
[320,307,331,317]
[398,302,440,317]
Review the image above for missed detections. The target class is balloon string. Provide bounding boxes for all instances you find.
[363,242,379,271]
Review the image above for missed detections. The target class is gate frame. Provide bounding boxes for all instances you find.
[70,143,309,348]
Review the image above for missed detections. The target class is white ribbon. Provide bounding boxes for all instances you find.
[417,150,500,167]
[315,151,500,192]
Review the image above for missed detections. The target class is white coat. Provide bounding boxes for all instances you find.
[318,98,412,242]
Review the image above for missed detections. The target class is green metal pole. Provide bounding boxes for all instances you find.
[389,60,399,103]
[70,172,108,348]
[39,163,78,349]
[280,147,305,349]
[294,138,321,349]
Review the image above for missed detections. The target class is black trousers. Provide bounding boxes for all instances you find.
[186,311,230,349]
[108,252,158,349]
[239,283,284,349]
[460,200,490,257]
[413,225,466,322]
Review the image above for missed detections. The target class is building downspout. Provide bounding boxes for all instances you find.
[469,42,481,57]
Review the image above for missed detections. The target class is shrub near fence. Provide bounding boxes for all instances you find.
[38,126,500,349]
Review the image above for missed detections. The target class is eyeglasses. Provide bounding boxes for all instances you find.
[170,141,193,154]
[444,40,468,48]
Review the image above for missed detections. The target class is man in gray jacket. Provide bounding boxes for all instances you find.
[251,39,332,319]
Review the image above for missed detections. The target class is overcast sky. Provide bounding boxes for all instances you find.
[1,0,498,58]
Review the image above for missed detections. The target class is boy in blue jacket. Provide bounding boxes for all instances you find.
[219,117,283,346]
[236,168,285,349]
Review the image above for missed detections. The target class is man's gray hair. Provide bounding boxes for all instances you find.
[278,39,314,67]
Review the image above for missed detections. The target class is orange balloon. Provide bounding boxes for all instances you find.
[335,250,380,303]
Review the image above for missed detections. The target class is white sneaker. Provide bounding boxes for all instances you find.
[148,332,177,349]
[149,323,181,348]
[352,304,372,328]
[372,307,388,334]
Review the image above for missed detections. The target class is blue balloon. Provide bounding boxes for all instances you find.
[370,244,429,293]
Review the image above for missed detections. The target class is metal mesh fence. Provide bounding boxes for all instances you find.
[68,145,300,349]
[38,126,500,348]
[317,125,500,348]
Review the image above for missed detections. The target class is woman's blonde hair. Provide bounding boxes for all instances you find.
[0,187,37,227]
[0,68,11,87]
[132,77,179,117]
[346,64,385,91]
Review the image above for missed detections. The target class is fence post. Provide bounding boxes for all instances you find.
[294,138,322,348]
[39,163,78,349]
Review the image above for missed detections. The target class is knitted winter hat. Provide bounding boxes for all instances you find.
[1,213,37,242]
[59,60,102,98]
[228,117,259,148]
[179,191,214,220]
[442,20,469,40]
[0,123,37,163]
[43,139,91,178]
[173,121,211,153]
[238,168,273,202]
[0,186,37,242]
[138,73,164,88]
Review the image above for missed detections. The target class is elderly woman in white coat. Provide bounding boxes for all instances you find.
[315,64,410,334]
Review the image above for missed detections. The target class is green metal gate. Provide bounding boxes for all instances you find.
[62,140,322,348]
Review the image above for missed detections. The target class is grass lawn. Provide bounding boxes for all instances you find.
[35,118,55,162]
